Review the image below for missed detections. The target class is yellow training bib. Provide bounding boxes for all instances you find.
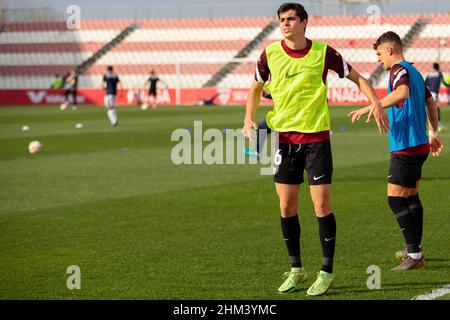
[264,40,329,133]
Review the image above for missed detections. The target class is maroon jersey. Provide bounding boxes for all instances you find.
[389,63,432,109]
[255,39,353,144]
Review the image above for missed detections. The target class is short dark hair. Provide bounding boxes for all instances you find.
[433,62,440,70]
[373,31,403,50]
[277,2,308,21]
[107,66,113,72]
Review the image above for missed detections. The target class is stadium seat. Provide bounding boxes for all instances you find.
[1,14,449,90]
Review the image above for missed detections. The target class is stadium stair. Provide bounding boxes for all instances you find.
[75,22,140,75]
[369,18,430,85]
[202,20,278,87]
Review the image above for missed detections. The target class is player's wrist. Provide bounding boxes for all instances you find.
[372,101,382,108]
[244,115,254,123]
[429,130,439,137]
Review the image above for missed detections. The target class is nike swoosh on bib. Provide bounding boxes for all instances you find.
[285,71,303,79]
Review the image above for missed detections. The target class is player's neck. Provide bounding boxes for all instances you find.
[284,36,308,51]
[391,54,405,66]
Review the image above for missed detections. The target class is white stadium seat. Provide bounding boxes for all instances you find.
[1,16,449,89]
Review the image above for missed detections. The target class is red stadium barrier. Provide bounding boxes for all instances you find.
[0,87,448,106]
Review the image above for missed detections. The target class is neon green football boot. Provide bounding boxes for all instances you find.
[277,267,307,293]
[306,271,334,296]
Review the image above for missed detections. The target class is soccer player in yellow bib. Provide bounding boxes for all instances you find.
[242,2,389,296]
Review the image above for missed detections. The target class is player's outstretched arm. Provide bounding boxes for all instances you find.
[350,84,410,123]
[348,105,371,123]
[426,96,444,157]
[379,84,409,109]
[346,68,389,133]
[242,80,264,141]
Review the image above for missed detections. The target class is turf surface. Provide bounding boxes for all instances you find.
[0,104,449,299]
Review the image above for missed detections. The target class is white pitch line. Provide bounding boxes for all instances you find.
[412,284,450,300]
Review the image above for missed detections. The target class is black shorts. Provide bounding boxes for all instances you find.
[388,153,429,188]
[273,141,333,185]
[148,90,157,97]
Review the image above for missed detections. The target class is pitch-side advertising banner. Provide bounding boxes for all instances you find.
[0,87,449,106]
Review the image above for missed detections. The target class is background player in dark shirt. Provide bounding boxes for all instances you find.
[424,62,450,131]
[60,69,78,110]
[102,66,122,126]
[142,70,167,110]
[243,90,272,159]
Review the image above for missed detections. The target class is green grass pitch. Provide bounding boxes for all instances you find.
[0,104,449,300]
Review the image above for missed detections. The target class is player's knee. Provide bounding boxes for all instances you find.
[279,200,297,216]
[312,199,331,216]
[387,184,413,197]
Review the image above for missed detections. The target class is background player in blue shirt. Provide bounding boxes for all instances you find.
[102,66,122,126]
[349,31,444,271]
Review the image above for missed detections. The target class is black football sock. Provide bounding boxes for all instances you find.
[318,213,336,274]
[407,193,423,246]
[280,215,302,268]
[388,196,420,253]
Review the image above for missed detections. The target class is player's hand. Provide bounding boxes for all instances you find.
[368,103,390,133]
[430,135,444,157]
[347,106,371,123]
[241,118,258,141]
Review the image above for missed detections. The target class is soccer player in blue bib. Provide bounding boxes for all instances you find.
[349,31,444,270]
[102,66,122,126]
